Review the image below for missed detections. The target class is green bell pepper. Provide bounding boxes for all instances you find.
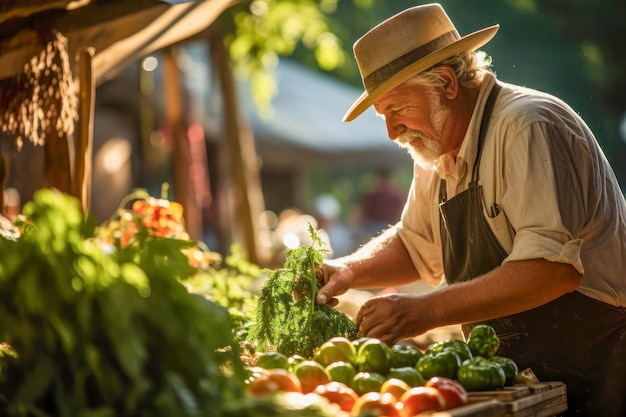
[467,324,501,358]
[490,355,519,386]
[416,350,461,380]
[457,357,507,391]
[425,339,473,362]
[390,344,424,368]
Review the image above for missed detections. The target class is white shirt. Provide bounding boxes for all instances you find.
[397,73,626,308]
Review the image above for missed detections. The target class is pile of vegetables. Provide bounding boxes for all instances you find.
[246,326,524,416]
[416,324,519,391]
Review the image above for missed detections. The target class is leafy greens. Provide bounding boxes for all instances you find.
[249,225,360,358]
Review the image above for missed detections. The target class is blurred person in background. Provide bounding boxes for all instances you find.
[353,168,406,246]
[315,4,626,416]
[314,194,354,257]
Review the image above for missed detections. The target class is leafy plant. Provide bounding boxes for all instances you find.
[185,244,262,343]
[0,188,247,416]
[248,225,360,358]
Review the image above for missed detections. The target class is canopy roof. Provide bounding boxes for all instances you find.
[0,0,235,84]
[246,59,411,169]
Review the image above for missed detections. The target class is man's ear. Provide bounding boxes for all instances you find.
[439,66,458,99]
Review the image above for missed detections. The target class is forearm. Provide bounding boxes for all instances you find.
[423,259,582,329]
[338,226,421,289]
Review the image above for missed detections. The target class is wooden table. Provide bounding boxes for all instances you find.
[420,382,567,417]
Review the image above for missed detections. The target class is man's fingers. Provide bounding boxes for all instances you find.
[326,297,339,307]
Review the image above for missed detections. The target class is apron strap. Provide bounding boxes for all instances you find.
[471,82,502,182]
[439,82,502,205]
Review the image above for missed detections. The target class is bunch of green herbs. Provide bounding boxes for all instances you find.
[248,225,360,358]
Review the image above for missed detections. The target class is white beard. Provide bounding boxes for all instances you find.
[397,131,442,170]
[394,87,449,171]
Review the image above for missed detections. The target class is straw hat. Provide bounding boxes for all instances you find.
[344,3,499,122]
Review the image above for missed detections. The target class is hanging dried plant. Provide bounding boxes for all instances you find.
[0,31,78,150]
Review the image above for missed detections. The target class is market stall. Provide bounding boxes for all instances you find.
[0,2,569,416]
[0,0,270,262]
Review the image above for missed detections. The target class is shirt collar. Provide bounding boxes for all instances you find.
[435,73,497,182]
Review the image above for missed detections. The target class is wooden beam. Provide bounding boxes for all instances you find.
[0,0,168,80]
[74,47,95,213]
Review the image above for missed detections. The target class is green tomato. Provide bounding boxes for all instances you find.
[325,361,357,385]
[314,336,357,367]
[356,338,392,375]
[350,371,386,396]
[387,366,426,387]
[255,351,290,370]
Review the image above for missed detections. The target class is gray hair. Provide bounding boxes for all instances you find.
[410,50,493,89]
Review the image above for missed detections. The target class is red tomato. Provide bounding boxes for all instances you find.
[352,392,406,417]
[399,386,445,416]
[247,368,302,396]
[424,376,469,409]
[313,381,359,412]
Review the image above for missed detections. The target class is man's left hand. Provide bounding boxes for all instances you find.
[356,293,431,346]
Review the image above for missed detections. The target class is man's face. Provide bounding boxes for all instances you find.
[374,81,450,170]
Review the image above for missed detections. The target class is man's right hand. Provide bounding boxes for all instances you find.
[315,259,356,306]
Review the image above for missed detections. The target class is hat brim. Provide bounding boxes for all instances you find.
[343,24,499,122]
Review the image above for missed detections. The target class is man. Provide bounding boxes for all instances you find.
[315,4,626,416]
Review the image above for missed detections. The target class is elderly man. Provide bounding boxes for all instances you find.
[315,4,626,416]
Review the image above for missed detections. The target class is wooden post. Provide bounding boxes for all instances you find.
[209,30,268,266]
[162,47,202,240]
[43,126,73,195]
[74,47,95,213]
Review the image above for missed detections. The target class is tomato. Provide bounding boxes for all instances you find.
[315,336,357,367]
[255,351,290,370]
[288,354,306,372]
[350,371,386,396]
[293,360,331,393]
[356,338,393,375]
[247,368,303,395]
[244,366,269,385]
[313,381,359,412]
[352,392,406,417]
[424,376,468,409]
[399,386,445,416]
[352,336,374,352]
[325,361,357,385]
[380,378,412,402]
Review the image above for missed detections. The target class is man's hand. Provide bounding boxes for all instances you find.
[355,293,432,346]
[315,259,355,306]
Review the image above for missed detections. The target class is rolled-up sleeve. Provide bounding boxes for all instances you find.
[499,120,586,274]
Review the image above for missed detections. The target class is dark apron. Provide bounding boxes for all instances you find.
[439,83,626,417]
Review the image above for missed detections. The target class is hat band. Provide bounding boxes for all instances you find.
[363,30,460,91]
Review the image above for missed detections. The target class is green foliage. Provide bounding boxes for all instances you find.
[226,0,344,117]
[185,244,262,342]
[248,225,360,358]
[0,188,247,416]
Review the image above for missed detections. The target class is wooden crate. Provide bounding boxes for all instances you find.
[421,382,567,417]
